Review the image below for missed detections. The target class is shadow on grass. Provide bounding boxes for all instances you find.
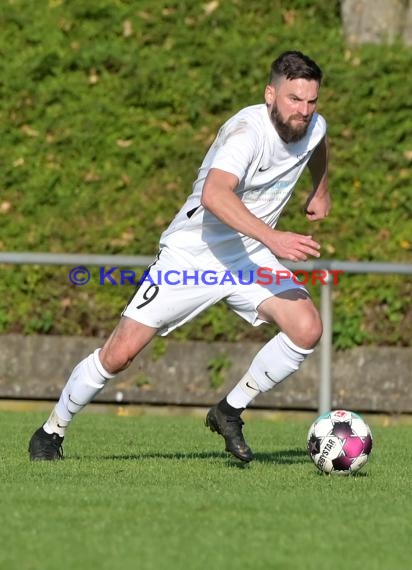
[254,449,308,464]
[69,448,309,466]
[312,469,370,478]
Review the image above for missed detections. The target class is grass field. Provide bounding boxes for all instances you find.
[0,408,411,570]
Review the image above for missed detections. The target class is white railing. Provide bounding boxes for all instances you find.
[1,252,411,414]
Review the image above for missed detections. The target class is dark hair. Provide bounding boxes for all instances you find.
[269,51,323,85]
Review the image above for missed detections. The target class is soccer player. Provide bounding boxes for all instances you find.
[29,50,330,462]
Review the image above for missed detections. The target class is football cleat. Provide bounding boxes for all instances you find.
[206,405,254,462]
[28,427,64,461]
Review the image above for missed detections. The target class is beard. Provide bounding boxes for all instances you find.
[270,103,312,144]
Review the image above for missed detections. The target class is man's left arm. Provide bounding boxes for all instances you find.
[305,135,331,221]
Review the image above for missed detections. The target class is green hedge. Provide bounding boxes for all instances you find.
[0,0,411,347]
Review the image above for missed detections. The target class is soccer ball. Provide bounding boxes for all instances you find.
[307,409,373,475]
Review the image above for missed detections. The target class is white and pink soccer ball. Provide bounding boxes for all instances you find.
[307,409,373,475]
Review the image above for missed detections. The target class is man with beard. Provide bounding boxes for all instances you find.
[29,51,330,463]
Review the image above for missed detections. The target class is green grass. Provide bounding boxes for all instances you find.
[0,409,411,570]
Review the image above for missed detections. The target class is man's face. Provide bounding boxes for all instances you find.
[265,77,319,143]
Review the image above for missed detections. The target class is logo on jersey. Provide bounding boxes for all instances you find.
[296,150,311,161]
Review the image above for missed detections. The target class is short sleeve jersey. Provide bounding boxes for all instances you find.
[160,103,327,270]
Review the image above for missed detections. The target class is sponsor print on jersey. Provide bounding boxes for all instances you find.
[242,182,293,205]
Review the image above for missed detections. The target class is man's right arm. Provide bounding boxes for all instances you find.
[201,168,320,262]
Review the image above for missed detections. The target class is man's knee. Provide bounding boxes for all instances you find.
[258,292,322,350]
[290,310,322,349]
[99,346,135,374]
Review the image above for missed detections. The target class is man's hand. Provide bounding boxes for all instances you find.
[264,230,321,262]
[304,190,331,221]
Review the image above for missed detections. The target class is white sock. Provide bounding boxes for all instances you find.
[226,332,314,409]
[226,372,260,409]
[44,349,115,437]
[43,409,70,437]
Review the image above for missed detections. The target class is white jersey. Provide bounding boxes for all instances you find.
[160,103,327,270]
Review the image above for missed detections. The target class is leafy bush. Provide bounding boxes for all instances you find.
[0,0,410,348]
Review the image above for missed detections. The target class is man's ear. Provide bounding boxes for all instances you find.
[264,85,275,105]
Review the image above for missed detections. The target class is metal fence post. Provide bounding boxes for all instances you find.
[319,271,333,414]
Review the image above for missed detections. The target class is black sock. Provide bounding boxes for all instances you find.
[217,398,244,417]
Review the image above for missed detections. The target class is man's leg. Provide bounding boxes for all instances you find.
[207,290,322,462]
[28,317,157,460]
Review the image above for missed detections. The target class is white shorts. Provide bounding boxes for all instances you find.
[122,247,307,336]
